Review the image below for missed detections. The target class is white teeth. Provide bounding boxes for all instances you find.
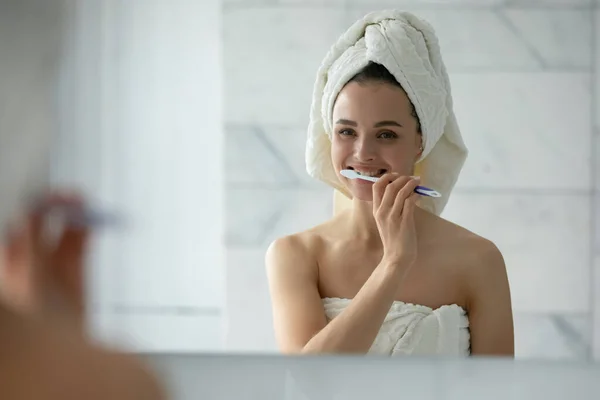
[356,170,380,177]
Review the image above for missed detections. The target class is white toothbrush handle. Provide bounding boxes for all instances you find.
[356,175,378,183]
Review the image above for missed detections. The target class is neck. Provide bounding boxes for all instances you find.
[348,198,379,240]
[346,197,427,244]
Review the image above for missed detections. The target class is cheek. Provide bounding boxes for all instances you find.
[382,146,415,168]
[330,137,349,163]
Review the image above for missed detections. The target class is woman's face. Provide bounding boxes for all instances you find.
[331,81,422,201]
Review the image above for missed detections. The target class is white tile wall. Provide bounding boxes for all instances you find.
[224,8,346,126]
[450,72,591,190]
[344,8,591,71]
[56,0,225,352]
[442,193,591,314]
[344,0,595,6]
[224,0,597,359]
[226,249,277,352]
[513,313,590,359]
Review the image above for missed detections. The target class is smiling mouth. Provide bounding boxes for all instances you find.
[347,166,387,178]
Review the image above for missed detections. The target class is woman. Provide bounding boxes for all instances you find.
[266,10,514,356]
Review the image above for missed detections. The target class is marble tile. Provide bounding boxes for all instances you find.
[226,248,278,352]
[441,192,591,313]
[226,0,346,4]
[224,7,346,126]
[345,8,591,71]
[261,187,333,241]
[226,125,322,188]
[501,9,592,69]
[449,72,591,191]
[278,0,345,5]
[345,0,506,6]
[226,187,332,247]
[346,0,594,6]
[226,188,291,247]
[223,0,276,5]
[226,125,302,187]
[513,313,591,359]
[508,0,595,5]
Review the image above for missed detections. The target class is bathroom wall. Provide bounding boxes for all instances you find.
[225,0,599,359]
[54,0,225,352]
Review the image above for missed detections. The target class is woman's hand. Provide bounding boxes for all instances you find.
[372,174,420,269]
[0,191,90,331]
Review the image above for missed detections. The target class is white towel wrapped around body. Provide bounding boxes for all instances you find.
[306,10,468,216]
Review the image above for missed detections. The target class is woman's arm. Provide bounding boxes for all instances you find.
[266,175,419,354]
[466,241,514,356]
[265,235,408,354]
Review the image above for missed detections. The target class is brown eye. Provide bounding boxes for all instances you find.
[378,131,398,139]
[338,129,354,136]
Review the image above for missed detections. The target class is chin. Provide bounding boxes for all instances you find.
[348,184,375,202]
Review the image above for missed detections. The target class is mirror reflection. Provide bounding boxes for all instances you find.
[226,2,594,360]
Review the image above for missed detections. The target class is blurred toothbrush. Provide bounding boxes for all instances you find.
[33,199,124,229]
[340,169,441,198]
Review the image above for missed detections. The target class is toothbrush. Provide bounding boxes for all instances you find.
[340,169,441,198]
[34,201,124,229]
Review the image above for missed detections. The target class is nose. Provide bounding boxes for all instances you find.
[354,136,376,162]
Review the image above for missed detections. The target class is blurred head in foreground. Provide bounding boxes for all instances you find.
[0,0,87,321]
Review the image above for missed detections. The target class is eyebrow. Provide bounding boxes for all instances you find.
[335,119,403,128]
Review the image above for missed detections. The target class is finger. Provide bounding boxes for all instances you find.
[29,192,89,316]
[398,192,419,226]
[29,207,46,258]
[51,225,89,286]
[48,199,90,311]
[405,192,419,215]
[372,173,400,211]
[391,178,420,218]
[30,192,85,255]
[380,176,412,212]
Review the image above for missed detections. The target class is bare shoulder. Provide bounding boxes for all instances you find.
[431,214,506,275]
[265,217,338,277]
[265,232,316,273]
[432,215,514,354]
[432,216,509,312]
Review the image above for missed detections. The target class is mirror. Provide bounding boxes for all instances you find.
[1,0,597,364]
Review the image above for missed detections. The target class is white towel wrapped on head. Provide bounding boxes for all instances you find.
[306,10,468,216]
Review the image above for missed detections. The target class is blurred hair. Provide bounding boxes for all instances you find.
[0,0,66,233]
